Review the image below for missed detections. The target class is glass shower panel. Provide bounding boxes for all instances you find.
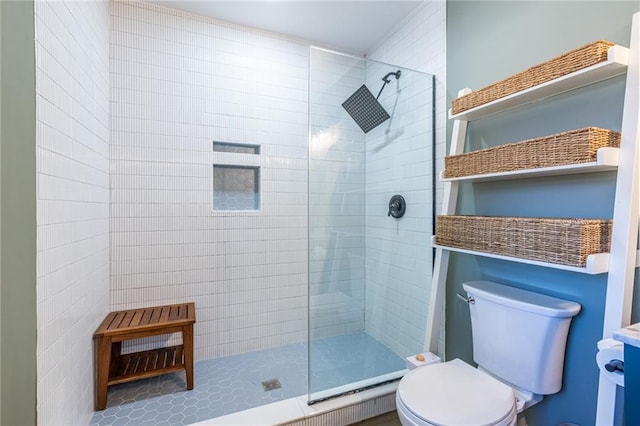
[308,47,434,402]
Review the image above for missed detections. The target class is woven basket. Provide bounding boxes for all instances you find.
[435,215,612,267]
[443,127,620,179]
[451,40,615,115]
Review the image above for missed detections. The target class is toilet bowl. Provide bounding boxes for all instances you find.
[396,359,517,426]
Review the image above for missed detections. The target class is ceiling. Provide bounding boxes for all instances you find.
[148,1,423,55]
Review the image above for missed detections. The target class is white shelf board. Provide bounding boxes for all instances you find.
[431,236,610,274]
[441,147,619,183]
[449,45,629,122]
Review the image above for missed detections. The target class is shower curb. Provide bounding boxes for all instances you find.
[281,392,396,426]
[190,382,399,426]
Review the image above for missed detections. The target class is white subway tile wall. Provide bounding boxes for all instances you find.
[366,1,447,356]
[308,49,367,339]
[368,0,446,216]
[363,60,433,358]
[110,1,309,359]
[35,0,111,424]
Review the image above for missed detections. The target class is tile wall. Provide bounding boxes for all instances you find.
[362,59,434,358]
[367,1,446,155]
[35,0,111,424]
[366,1,447,356]
[110,1,310,359]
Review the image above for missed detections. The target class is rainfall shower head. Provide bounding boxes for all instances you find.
[341,70,401,134]
[341,85,390,134]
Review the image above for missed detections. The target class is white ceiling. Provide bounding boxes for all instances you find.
[148,1,423,55]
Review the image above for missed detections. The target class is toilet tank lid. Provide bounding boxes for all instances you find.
[463,281,581,318]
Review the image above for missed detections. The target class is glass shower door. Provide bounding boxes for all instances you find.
[308,47,435,402]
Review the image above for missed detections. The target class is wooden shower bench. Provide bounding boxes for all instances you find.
[93,302,196,410]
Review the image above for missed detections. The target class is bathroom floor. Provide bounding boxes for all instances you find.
[90,332,405,426]
[353,411,402,426]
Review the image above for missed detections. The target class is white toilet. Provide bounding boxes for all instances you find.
[396,280,581,426]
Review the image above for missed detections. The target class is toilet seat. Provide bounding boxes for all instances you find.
[396,359,517,426]
[396,393,516,426]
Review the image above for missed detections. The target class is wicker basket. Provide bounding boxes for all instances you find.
[435,215,612,267]
[443,127,620,179]
[451,40,615,115]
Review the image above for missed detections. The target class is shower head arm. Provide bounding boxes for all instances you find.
[376,81,389,100]
[382,70,402,83]
[377,70,402,99]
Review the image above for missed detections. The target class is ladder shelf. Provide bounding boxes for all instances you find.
[425,14,639,426]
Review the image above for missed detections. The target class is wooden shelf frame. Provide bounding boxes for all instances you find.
[430,236,611,275]
[432,238,640,276]
[449,45,629,122]
[441,147,619,183]
[596,13,640,424]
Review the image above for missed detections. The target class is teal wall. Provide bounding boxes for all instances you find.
[624,344,640,423]
[0,1,37,425]
[446,2,639,425]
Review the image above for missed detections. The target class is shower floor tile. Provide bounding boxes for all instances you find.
[89,332,405,426]
[309,332,405,394]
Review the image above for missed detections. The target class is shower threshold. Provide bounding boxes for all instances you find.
[191,380,400,425]
[307,370,405,405]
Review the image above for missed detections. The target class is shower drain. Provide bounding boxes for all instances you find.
[261,378,281,391]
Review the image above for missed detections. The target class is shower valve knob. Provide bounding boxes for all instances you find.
[388,195,406,219]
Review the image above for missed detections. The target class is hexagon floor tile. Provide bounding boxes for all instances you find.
[90,332,405,426]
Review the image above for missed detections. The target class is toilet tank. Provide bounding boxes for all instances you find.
[463,280,581,395]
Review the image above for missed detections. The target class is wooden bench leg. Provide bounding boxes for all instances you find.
[112,341,121,358]
[183,325,194,390]
[96,335,112,410]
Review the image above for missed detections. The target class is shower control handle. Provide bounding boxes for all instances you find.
[388,195,406,219]
[388,201,400,215]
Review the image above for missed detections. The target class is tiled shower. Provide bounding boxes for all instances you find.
[34,0,447,424]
